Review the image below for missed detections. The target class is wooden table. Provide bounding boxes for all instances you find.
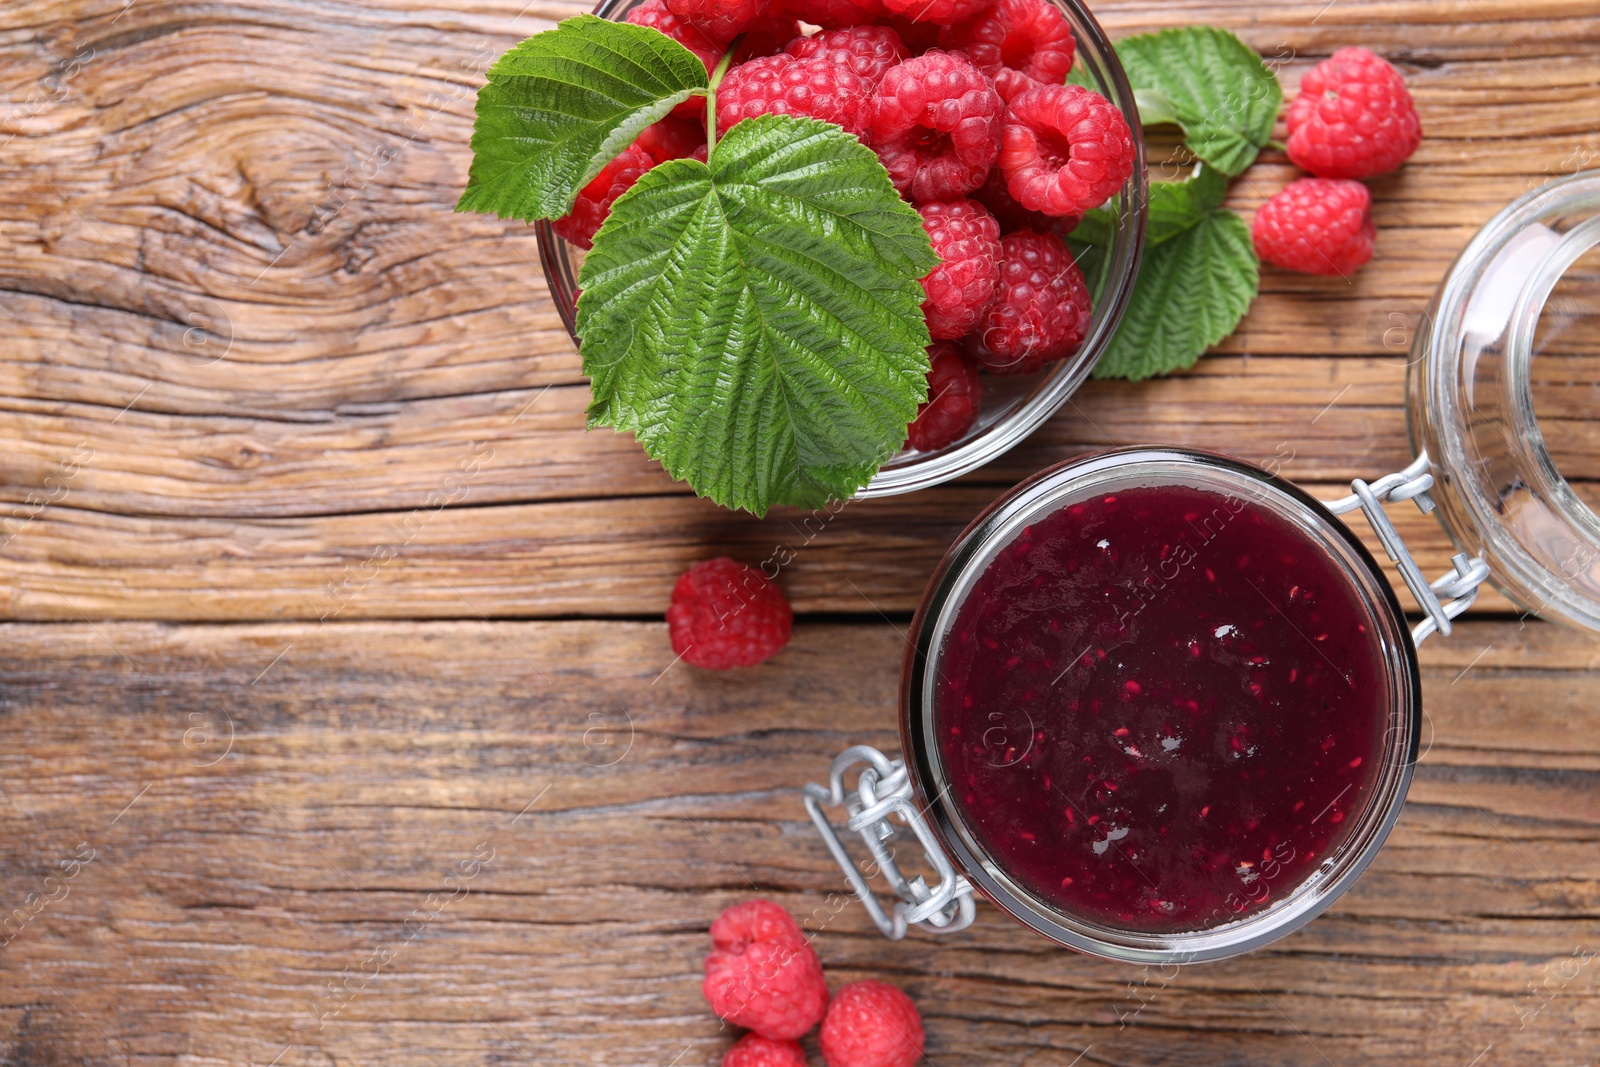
[4,0,1600,1063]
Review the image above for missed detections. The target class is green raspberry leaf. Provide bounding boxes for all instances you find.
[577,115,938,516]
[1091,207,1258,381]
[1115,27,1282,176]
[457,15,708,222]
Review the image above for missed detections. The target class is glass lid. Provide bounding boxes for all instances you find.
[1409,170,1600,631]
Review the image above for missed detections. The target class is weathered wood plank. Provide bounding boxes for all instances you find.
[0,479,1521,619]
[0,619,1595,1065]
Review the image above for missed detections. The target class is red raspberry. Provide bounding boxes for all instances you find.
[1251,177,1374,277]
[785,25,908,88]
[1286,47,1422,180]
[973,166,1070,234]
[724,1035,807,1067]
[999,83,1134,218]
[885,15,940,54]
[664,0,763,43]
[917,199,1001,339]
[965,229,1092,375]
[552,145,654,250]
[735,14,802,60]
[907,342,982,451]
[778,0,885,28]
[703,901,827,1040]
[939,0,1075,102]
[635,115,706,164]
[668,558,793,669]
[717,55,872,140]
[819,981,924,1067]
[881,0,989,26]
[869,52,1004,202]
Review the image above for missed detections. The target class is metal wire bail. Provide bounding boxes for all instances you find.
[1321,451,1490,644]
[802,745,975,940]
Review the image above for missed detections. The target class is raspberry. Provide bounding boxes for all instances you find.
[717,55,872,141]
[669,558,793,670]
[973,166,1071,234]
[635,115,706,164]
[777,0,885,28]
[819,981,924,1067]
[885,15,940,54]
[724,1035,807,1067]
[784,25,908,88]
[1251,177,1375,277]
[664,0,763,43]
[881,0,989,26]
[703,900,827,1040]
[908,342,982,451]
[1286,47,1422,180]
[869,52,1004,201]
[917,199,1001,339]
[939,0,1075,102]
[965,229,1092,375]
[735,14,802,60]
[999,83,1134,217]
[552,145,654,250]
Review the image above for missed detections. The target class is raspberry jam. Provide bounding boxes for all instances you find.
[932,479,1391,934]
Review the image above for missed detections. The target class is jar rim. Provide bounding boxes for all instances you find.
[898,447,1422,963]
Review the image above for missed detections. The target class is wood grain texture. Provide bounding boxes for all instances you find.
[2,0,1599,618]
[1,619,1598,1066]
[4,1,1600,1063]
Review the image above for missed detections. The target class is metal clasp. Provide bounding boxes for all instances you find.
[1322,451,1490,644]
[802,745,975,940]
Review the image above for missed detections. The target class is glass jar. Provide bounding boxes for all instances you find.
[536,0,1148,499]
[805,447,1488,963]
[1408,170,1600,632]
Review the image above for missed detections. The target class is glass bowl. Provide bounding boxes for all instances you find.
[536,0,1149,499]
[1408,170,1600,631]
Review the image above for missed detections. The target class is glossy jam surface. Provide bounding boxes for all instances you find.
[935,482,1390,933]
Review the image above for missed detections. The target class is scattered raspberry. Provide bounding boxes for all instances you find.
[939,0,1075,102]
[664,0,764,43]
[1251,177,1375,276]
[819,981,924,1067]
[724,1035,808,1067]
[881,0,990,27]
[869,51,1004,201]
[973,166,1072,234]
[1286,47,1422,180]
[966,229,1092,376]
[917,199,1001,339]
[717,55,872,141]
[669,558,793,670]
[778,0,886,28]
[908,342,982,451]
[999,83,1134,217]
[703,900,827,1039]
[626,0,721,117]
[635,115,706,164]
[785,25,909,88]
[552,145,654,250]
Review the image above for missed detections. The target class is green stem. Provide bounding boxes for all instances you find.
[705,37,741,151]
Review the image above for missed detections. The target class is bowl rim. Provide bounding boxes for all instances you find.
[897,446,1423,963]
[534,0,1150,499]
